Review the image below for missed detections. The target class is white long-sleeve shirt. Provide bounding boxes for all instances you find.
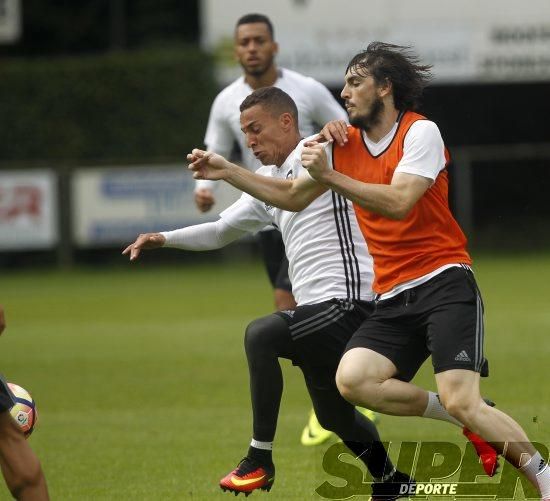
[164,140,374,306]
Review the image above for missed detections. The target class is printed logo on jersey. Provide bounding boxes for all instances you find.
[286,169,293,179]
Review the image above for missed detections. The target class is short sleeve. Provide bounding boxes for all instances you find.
[395,121,446,181]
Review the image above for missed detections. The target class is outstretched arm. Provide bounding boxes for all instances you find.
[122,220,249,261]
[187,149,327,212]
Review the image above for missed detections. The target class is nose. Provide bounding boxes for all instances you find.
[245,40,259,52]
[246,133,257,148]
[340,84,349,100]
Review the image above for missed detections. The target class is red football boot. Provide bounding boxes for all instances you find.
[463,427,499,476]
[220,457,275,496]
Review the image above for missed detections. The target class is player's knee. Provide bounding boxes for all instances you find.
[336,364,367,406]
[439,392,480,426]
[244,315,284,357]
[8,453,44,498]
[244,318,266,353]
[0,421,43,497]
[336,362,386,409]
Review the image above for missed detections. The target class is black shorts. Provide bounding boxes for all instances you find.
[257,229,292,292]
[275,298,374,379]
[0,374,15,412]
[346,266,488,382]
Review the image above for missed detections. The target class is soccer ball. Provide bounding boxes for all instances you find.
[8,383,38,438]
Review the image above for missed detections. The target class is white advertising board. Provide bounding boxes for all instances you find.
[0,0,21,43]
[72,165,241,247]
[0,170,58,250]
[201,0,550,86]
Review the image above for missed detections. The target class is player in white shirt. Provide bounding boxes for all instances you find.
[196,13,351,448]
[124,87,412,499]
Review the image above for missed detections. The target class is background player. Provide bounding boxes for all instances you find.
[0,306,49,501]
[195,12,357,447]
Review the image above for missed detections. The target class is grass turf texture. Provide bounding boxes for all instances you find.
[1,254,549,499]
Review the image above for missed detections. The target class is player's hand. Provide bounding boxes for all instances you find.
[122,233,166,261]
[187,149,231,181]
[301,144,332,182]
[194,188,215,213]
[304,120,348,147]
[0,305,5,335]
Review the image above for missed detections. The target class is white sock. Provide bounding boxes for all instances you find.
[520,451,550,498]
[250,438,273,451]
[422,391,462,427]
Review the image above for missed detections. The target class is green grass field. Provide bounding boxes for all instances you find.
[1,253,549,500]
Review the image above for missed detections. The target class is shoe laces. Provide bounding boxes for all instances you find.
[236,457,262,476]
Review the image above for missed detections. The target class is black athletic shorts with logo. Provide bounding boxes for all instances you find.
[0,374,15,412]
[276,298,374,380]
[257,229,292,292]
[346,266,489,382]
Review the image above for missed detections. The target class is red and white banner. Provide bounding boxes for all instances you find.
[0,170,58,250]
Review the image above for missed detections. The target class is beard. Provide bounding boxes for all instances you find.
[348,97,384,131]
[241,54,274,78]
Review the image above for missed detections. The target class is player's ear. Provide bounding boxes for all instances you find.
[279,112,294,131]
[378,78,392,98]
[272,41,279,56]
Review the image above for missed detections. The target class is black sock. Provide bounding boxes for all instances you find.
[248,445,273,465]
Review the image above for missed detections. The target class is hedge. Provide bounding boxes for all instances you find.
[0,46,218,165]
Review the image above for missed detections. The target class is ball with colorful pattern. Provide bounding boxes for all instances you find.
[8,383,38,438]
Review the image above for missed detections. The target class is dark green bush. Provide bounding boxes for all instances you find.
[0,47,217,164]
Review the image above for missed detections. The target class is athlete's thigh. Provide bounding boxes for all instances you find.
[338,347,400,387]
[427,268,486,375]
[345,308,429,383]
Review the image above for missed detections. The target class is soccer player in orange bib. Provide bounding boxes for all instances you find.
[299,42,550,500]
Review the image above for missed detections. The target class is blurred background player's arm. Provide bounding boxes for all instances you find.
[195,94,236,212]
[307,79,348,129]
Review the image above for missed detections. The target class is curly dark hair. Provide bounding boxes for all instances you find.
[346,42,433,111]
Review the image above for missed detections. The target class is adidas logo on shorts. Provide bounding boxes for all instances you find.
[454,350,471,362]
